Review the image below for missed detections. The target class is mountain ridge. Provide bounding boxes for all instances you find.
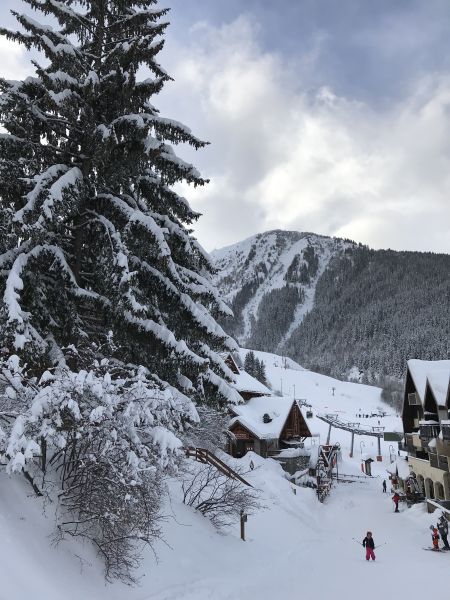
[212,229,450,386]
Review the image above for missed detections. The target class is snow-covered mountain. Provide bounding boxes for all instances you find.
[212,230,450,384]
[212,230,354,350]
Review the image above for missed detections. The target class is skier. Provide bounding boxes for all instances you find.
[431,526,440,551]
[437,514,449,550]
[362,531,376,561]
[382,480,387,493]
[392,491,400,512]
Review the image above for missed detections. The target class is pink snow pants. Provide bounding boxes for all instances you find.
[366,547,375,561]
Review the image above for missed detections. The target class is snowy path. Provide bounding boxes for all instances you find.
[138,456,447,600]
[1,454,446,600]
[1,355,445,600]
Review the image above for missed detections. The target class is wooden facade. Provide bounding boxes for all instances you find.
[224,354,240,375]
[228,401,311,459]
[281,402,310,439]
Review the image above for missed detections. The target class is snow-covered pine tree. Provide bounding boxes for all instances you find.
[256,358,268,386]
[0,0,241,581]
[0,0,239,406]
[244,350,256,375]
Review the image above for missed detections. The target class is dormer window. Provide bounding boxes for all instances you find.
[408,392,421,406]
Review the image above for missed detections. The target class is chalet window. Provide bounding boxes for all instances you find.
[442,425,450,441]
[408,392,421,406]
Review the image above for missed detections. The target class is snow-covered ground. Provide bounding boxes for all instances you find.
[1,352,445,600]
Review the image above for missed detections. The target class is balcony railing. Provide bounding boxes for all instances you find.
[419,424,440,441]
[442,425,450,441]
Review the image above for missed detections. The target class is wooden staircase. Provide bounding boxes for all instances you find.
[185,447,253,487]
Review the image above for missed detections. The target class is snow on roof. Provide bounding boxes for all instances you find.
[230,396,298,439]
[387,458,411,480]
[361,452,375,461]
[407,359,450,403]
[427,370,450,407]
[232,369,271,395]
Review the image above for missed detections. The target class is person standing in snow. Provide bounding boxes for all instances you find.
[392,492,400,512]
[431,526,440,551]
[437,515,449,550]
[362,531,376,561]
[382,480,387,493]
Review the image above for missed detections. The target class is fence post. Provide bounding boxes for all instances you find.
[240,510,247,541]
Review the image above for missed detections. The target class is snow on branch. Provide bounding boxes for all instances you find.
[123,311,208,367]
[15,164,71,223]
[204,369,242,405]
[4,244,99,327]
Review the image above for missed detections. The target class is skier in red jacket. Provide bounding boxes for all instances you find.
[431,526,440,551]
[392,492,400,512]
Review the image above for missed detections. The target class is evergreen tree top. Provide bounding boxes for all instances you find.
[0,0,240,407]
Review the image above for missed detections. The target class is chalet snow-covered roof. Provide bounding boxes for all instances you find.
[229,396,299,440]
[407,359,450,404]
[426,370,450,408]
[232,369,271,395]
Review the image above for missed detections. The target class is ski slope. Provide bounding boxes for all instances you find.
[1,352,445,600]
[241,348,403,457]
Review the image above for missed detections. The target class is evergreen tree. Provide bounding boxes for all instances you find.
[0,0,239,405]
[0,0,240,580]
[244,350,256,376]
[256,358,268,386]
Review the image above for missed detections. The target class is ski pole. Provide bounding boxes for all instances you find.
[375,542,387,550]
[352,538,363,546]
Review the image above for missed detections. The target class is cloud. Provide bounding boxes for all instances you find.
[159,16,450,253]
[0,11,448,254]
[0,37,32,80]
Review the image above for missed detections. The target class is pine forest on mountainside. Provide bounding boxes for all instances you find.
[213,231,450,387]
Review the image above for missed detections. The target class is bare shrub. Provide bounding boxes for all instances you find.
[181,461,259,530]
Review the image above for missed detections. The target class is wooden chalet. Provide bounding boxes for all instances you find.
[227,396,311,458]
[221,352,271,401]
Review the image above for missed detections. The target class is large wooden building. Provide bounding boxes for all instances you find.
[401,359,450,503]
[228,396,312,458]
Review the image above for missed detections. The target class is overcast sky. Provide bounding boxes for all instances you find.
[1,1,450,253]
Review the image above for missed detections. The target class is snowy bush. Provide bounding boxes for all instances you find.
[0,356,196,582]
